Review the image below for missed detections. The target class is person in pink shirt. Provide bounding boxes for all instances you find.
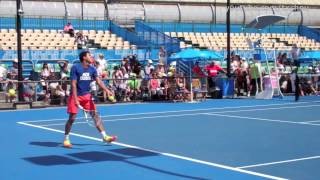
[64,22,74,37]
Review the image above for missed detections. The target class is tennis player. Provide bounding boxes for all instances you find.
[64,51,116,148]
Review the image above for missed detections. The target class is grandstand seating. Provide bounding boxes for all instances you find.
[165,32,320,51]
[0,29,136,50]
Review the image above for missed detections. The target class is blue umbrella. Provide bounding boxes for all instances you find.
[199,50,223,59]
[170,48,223,60]
[170,48,202,59]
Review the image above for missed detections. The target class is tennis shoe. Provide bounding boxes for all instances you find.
[63,139,72,148]
[103,135,117,143]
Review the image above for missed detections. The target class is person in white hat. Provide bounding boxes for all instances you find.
[145,59,154,79]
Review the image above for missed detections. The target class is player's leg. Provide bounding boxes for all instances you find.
[84,94,117,143]
[64,96,79,148]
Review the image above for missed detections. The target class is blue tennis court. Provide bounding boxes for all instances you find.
[1,98,320,180]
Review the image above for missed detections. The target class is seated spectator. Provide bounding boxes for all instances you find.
[48,73,66,105]
[8,59,18,80]
[149,73,163,98]
[40,63,53,93]
[127,73,141,100]
[145,59,154,79]
[23,78,35,102]
[0,64,7,91]
[175,74,190,101]
[75,32,88,49]
[63,22,75,37]
[5,80,16,103]
[156,62,166,78]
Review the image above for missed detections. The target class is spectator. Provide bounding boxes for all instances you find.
[175,73,190,101]
[249,59,263,96]
[192,61,205,78]
[291,44,301,67]
[0,64,7,91]
[5,80,16,103]
[159,46,167,65]
[149,72,162,98]
[127,73,141,100]
[40,63,53,93]
[63,22,75,37]
[75,32,88,49]
[96,54,107,70]
[23,78,35,102]
[156,62,166,78]
[8,59,18,80]
[145,59,154,79]
[204,61,226,90]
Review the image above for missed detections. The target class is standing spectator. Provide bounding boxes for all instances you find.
[204,61,226,90]
[291,44,301,66]
[159,46,167,65]
[96,54,107,70]
[249,59,263,96]
[63,22,75,37]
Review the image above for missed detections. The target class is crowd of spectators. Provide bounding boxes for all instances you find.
[0,51,319,105]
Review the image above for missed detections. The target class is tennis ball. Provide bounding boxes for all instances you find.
[108,96,115,102]
[8,89,16,97]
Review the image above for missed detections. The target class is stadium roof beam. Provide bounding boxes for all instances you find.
[106,0,320,7]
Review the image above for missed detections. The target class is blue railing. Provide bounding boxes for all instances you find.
[298,25,320,42]
[135,21,180,54]
[0,49,160,62]
[0,16,110,30]
[145,22,298,34]
[109,21,151,48]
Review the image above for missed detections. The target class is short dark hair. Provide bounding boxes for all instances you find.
[79,51,89,62]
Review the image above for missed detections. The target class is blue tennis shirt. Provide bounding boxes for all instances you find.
[70,63,97,96]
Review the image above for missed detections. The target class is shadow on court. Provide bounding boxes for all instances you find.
[23,147,208,180]
[30,141,94,147]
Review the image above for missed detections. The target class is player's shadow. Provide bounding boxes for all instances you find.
[30,141,93,148]
[23,147,208,180]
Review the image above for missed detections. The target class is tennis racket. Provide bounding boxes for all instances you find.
[78,105,96,127]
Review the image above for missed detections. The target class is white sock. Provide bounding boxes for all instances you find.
[101,131,107,138]
[65,134,69,140]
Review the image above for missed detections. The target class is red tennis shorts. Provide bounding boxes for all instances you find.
[67,93,96,114]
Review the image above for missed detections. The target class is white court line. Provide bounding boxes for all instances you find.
[37,104,320,127]
[0,102,147,112]
[302,120,320,123]
[237,155,320,169]
[40,112,209,127]
[17,121,287,180]
[21,101,319,123]
[207,104,320,114]
[206,113,320,126]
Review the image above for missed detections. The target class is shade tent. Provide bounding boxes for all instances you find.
[246,15,286,30]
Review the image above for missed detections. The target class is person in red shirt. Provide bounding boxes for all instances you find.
[192,61,205,78]
[204,61,226,89]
